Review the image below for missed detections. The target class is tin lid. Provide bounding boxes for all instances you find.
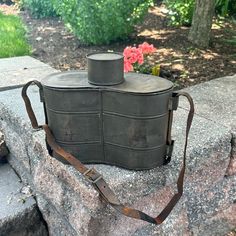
[41,71,173,94]
[87,52,123,61]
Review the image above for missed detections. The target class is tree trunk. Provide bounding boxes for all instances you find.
[188,0,215,48]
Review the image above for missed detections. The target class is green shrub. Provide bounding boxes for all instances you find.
[52,0,153,45]
[0,12,31,58]
[164,0,195,26]
[0,0,13,4]
[215,0,236,16]
[225,35,236,46]
[164,0,236,26]
[22,0,57,18]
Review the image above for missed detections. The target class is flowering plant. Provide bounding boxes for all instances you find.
[123,42,159,75]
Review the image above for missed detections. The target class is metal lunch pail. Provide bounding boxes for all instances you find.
[21,52,194,225]
[22,52,182,170]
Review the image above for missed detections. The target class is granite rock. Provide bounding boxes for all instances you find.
[180,75,236,130]
[0,164,48,236]
[180,75,236,178]
[194,203,236,236]
[186,175,236,228]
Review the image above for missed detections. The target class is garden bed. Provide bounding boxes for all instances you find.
[1,2,236,89]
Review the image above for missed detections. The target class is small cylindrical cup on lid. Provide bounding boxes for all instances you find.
[87,52,124,86]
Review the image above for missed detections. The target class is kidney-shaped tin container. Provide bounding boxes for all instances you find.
[40,69,177,170]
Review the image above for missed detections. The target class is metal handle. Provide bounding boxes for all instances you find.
[21,80,45,129]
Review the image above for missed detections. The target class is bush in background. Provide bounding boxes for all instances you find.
[163,0,195,26]
[21,0,57,18]
[52,0,153,45]
[0,0,13,4]
[215,0,236,17]
[164,0,236,26]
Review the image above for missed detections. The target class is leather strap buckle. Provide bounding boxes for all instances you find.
[83,168,103,184]
[32,125,43,132]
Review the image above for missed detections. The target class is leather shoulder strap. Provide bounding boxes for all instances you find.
[22,82,194,225]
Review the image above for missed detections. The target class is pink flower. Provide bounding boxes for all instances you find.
[123,42,157,72]
[124,59,133,73]
[123,46,144,72]
[124,46,143,63]
[138,42,157,55]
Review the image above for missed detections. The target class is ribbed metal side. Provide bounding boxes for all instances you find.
[43,86,173,170]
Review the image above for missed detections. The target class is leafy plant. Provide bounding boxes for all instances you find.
[216,0,230,16]
[215,0,236,16]
[164,0,195,26]
[0,12,31,58]
[223,22,236,46]
[52,0,153,45]
[21,0,57,18]
[164,0,236,26]
[123,42,158,75]
[0,0,13,4]
[225,35,236,45]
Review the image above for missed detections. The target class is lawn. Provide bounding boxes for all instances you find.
[0,12,31,58]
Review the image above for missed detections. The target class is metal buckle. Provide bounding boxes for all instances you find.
[33,125,43,132]
[164,140,175,165]
[169,93,179,111]
[83,168,103,184]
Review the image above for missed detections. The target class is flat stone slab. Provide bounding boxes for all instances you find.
[0,163,48,236]
[180,75,236,130]
[180,75,236,177]
[0,56,57,91]
[0,56,50,72]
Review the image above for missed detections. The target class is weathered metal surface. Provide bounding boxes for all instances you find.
[41,71,175,170]
[87,52,124,85]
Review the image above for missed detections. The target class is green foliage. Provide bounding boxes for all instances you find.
[164,0,195,26]
[0,12,31,58]
[215,0,236,16]
[134,62,152,74]
[164,0,236,26]
[0,0,13,3]
[224,21,236,47]
[22,0,57,18]
[225,35,236,45]
[52,0,153,45]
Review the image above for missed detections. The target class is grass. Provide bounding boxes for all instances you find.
[0,12,31,58]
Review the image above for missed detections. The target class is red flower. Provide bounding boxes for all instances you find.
[123,46,144,72]
[124,58,133,73]
[123,42,156,72]
[138,42,157,55]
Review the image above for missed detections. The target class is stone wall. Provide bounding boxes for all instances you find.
[0,57,235,235]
